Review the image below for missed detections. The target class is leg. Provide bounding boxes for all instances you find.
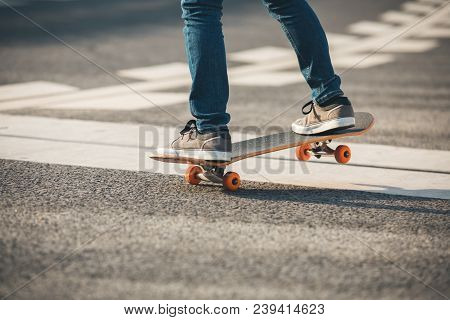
[262,0,355,134]
[181,0,230,132]
[155,0,231,161]
[261,0,343,104]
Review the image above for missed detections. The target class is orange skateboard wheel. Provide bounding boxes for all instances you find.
[296,144,312,161]
[223,172,241,191]
[184,165,203,185]
[334,145,351,164]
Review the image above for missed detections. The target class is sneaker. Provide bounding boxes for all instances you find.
[291,96,355,135]
[157,120,232,161]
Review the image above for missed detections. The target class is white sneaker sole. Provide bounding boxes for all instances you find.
[154,148,232,161]
[291,117,355,135]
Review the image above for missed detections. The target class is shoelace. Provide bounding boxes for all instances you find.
[180,120,228,138]
[179,120,199,141]
[180,120,197,135]
[302,100,315,115]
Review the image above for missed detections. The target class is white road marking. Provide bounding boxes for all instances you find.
[348,21,396,35]
[381,11,422,24]
[117,62,190,81]
[229,71,304,87]
[1,115,449,199]
[226,0,449,72]
[0,78,191,111]
[380,38,438,52]
[419,0,448,5]
[0,81,78,101]
[403,1,436,14]
[117,57,305,87]
[417,27,450,37]
[334,7,449,56]
[326,33,360,47]
[44,91,188,110]
[350,20,450,38]
[0,58,305,111]
[228,46,295,63]
[331,54,395,69]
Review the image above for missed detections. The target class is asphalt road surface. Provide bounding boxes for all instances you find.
[1,0,449,299]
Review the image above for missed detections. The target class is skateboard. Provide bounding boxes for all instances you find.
[151,112,374,191]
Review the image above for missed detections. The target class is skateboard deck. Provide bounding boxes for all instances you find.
[151,112,374,166]
[150,112,374,191]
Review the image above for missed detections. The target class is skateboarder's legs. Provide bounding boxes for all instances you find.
[181,0,347,132]
[161,0,355,161]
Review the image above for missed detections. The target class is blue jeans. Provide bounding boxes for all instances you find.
[181,0,344,132]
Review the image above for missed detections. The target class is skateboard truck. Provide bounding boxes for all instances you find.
[184,165,241,192]
[295,140,351,164]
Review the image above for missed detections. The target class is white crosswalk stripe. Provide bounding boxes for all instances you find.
[0,81,78,101]
[117,62,190,82]
[404,1,437,14]
[43,92,188,111]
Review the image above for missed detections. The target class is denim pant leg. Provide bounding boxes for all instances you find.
[181,0,230,132]
[261,0,344,104]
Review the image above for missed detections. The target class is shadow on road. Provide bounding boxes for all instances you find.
[0,0,250,45]
[0,0,179,44]
[229,185,450,216]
